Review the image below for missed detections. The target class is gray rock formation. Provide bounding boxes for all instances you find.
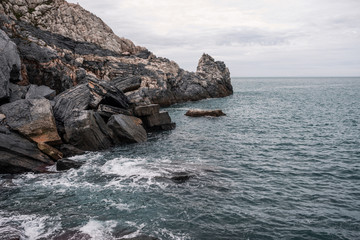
[0,98,62,144]
[25,84,56,100]
[107,114,147,143]
[0,29,22,102]
[0,131,54,174]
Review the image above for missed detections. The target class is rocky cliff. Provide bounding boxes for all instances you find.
[0,0,233,173]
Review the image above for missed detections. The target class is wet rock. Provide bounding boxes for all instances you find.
[25,84,56,100]
[143,111,174,129]
[56,144,86,158]
[0,99,62,145]
[0,131,54,174]
[185,109,226,117]
[52,230,91,240]
[97,104,133,120]
[37,142,63,160]
[107,114,147,143]
[64,110,113,151]
[56,158,84,171]
[170,172,193,184]
[134,104,160,117]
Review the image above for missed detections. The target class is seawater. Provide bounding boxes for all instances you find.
[1,77,359,239]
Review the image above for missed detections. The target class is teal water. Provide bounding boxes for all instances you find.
[1,77,360,239]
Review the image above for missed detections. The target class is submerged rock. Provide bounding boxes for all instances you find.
[170,172,194,184]
[56,158,84,171]
[185,109,226,117]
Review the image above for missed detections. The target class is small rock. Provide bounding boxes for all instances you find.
[185,109,226,117]
[37,142,63,160]
[8,83,29,102]
[107,114,147,143]
[170,172,193,184]
[56,158,84,171]
[134,104,160,117]
[25,84,56,100]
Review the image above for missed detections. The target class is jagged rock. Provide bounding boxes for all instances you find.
[0,131,54,174]
[0,99,62,145]
[112,76,142,93]
[107,114,147,143]
[53,83,91,123]
[56,159,84,171]
[37,142,63,160]
[0,29,22,102]
[8,83,29,102]
[56,144,85,158]
[144,112,172,127]
[134,104,160,117]
[185,109,226,117]
[25,84,56,100]
[64,110,113,151]
[97,104,133,119]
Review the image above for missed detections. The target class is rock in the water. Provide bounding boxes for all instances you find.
[37,142,63,160]
[64,110,113,151]
[142,111,176,131]
[170,172,193,183]
[0,99,62,145]
[134,104,160,117]
[25,84,56,100]
[56,144,86,158]
[185,109,226,117]
[0,131,54,174]
[0,29,22,102]
[107,114,147,143]
[56,158,84,171]
[52,230,91,240]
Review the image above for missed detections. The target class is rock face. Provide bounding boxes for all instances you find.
[0,131,54,174]
[185,109,226,117]
[0,29,22,102]
[0,98,62,144]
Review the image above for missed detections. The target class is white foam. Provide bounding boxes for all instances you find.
[79,219,117,239]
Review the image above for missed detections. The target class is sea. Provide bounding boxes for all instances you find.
[1,77,359,240]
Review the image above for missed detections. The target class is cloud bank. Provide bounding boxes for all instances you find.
[68,0,360,77]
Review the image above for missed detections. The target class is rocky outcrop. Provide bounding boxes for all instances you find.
[0,29,22,102]
[134,104,176,131]
[0,98,62,144]
[185,109,226,117]
[0,131,54,174]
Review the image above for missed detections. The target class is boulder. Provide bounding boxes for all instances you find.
[56,144,86,158]
[185,109,226,117]
[142,111,174,130]
[0,99,62,145]
[37,142,63,160]
[107,114,147,143]
[25,84,56,100]
[134,104,160,117]
[0,131,54,174]
[56,158,84,171]
[64,110,113,151]
[112,76,142,93]
[97,104,133,119]
[170,172,193,184]
[0,29,22,102]
[8,83,29,102]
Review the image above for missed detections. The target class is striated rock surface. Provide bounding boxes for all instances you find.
[0,98,62,144]
[107,114,147,143]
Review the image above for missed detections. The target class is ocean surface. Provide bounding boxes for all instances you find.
[1,77,359,240]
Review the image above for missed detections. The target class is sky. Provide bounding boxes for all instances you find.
[67,0,360,77]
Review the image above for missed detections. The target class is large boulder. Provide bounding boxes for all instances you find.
[107,114,147,143]
[0,29,22,102]
[142,111,175,130]
[0,99,62,145]
[0,131,54,174]
[185,109,226,117]
[63,110,114,151]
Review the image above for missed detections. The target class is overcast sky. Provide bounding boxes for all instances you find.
[68,0,360,77]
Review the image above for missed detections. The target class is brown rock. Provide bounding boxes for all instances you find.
[185,109,226,117]
[0,99,62,145]
[37,142,63,160]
